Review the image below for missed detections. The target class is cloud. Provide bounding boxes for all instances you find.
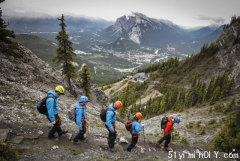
[195,15,226,24]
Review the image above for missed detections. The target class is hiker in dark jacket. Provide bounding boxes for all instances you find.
[156,116,181,151]
[127,112,144,152]
[105,101,122,152]
[47,85,68,138]
[72,96,89,145]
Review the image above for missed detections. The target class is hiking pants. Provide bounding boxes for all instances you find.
[73,120,87,142]
[127,134,139,152]
[157,135,171,147]
[48,114,62,137]
[105,124,116,148]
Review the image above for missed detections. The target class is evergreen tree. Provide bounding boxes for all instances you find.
[0,0,15,41]
[54,14,77,94]
[191,74,198,87]
[206,76,215,101]
[119,84,130,118]
[79,64,92,98]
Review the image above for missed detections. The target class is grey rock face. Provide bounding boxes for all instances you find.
[102,12,189,47]
[215,22,240,90]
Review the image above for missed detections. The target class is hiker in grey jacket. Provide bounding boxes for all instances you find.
[72,96,89,144]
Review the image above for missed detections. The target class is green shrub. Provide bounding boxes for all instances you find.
[208,119,216,125]
[96,122,105,128]
[213,125,240,152]
[0,141,20,161]
[196,120,201,127]
[199,126,205,135]
[172,131,180,141]
[208,106,212,113]
[65,146,84,155]
[180,137,189,145]
[187,122,194,128]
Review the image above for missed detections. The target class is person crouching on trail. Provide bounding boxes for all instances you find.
[127,112,144,152]
[105,101,122,152]
[47,85,68,138]
[72,96,89,145]
[156,116,181,151]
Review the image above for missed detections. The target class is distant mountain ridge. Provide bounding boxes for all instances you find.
[100,12,191,47]
[6,11,224,54]
[5,14,114,33]
[187,24,221,39]
[100,12,224,49]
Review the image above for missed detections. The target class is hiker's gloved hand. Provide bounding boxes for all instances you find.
[52,121,56,125]
[141,123,145,127]
[111,130,117,134]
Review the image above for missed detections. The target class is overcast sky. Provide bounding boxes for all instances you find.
[1,0,240,28]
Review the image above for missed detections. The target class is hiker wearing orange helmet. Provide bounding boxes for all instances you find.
[127,112,144,152]
[105,101,122,152]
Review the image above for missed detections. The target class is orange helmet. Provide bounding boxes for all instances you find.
[135,112,142,119]
[115,101,122,108]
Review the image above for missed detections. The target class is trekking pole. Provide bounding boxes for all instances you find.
[143,126,145,146]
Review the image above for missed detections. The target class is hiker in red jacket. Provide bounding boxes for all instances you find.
[156,116,181,151]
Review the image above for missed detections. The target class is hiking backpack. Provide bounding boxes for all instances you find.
[37,96,54,115]
[125,119,133,132]
[161,117,168,130]
[100,108,115,122]
[68,104,76,121]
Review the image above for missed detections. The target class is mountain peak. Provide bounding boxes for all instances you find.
[102,12,188,47]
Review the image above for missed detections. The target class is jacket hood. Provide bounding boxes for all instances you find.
[47,90,59,99]
[108,103,116,111]
[75,102,85,109]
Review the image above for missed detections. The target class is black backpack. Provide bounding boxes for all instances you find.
[100,108,115,122]
[37,96,54,115]
[161,117,168,129]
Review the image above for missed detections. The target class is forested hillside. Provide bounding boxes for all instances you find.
[106,16,240,153]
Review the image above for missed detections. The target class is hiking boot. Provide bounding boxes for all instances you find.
[48,134,58,139]
[56,127,68,136]
[165,147,171,151]
[72,140,81,145]
[127,148,131,152]
[58,130,68,136]
[109,148,117,153]
[155,142,161,148]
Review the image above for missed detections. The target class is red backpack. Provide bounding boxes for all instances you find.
[125,120,133,131]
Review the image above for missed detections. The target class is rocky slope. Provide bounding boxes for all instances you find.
[1,41,237,161]
[215,22,240,90]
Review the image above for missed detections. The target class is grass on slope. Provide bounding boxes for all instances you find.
[13,34,124,84]
[14,34,57,66]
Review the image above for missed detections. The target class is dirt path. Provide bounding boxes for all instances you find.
[1,121,235,161]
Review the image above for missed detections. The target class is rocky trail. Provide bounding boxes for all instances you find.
[1,119,236,161]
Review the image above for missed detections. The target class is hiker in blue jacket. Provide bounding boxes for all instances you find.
[47,85,68,138]
[72,96,89,145]
[105,101,122,152]
[127,112,144,152]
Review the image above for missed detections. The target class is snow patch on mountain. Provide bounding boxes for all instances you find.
[129,25,141,44]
